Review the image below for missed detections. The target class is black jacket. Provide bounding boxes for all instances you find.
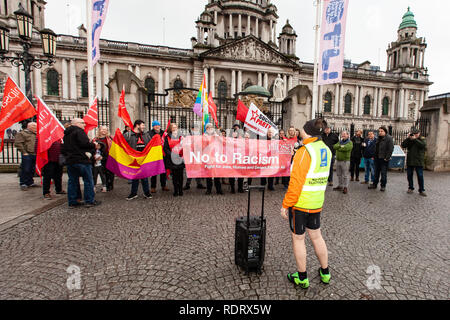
[163,133,185,170]
[124,131,151,151]
[322,132,339,156]
[375,134,394,160]
[61,126,96,165]
[351,135,363,159]
[149,129,164,139]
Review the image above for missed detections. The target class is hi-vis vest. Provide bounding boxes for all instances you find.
[294,140,332,210]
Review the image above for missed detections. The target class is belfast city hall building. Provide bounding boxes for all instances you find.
[0,0,431,134]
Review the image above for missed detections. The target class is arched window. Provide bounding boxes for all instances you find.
[145,77,155,102]
[47,69,59,96]
[218,80,227,99]
[324,91,332,113]
[363,95,371,115]
[344,93,352,114]
[81,71,88,98]
[382,97,389,116]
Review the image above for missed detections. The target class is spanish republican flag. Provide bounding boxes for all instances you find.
[106,128,165,180]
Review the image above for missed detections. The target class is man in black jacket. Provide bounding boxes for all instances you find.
[350,130,363,181]
[321,126,339,186]
[149,120,169,193]
[369,126,394,192]
[401,128,427,196]
[61,118,101,208]
[124,120,153,200]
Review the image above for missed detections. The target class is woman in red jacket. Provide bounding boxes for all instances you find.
[163,123,185,197]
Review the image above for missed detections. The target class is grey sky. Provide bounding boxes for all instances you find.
[45,0,449,95]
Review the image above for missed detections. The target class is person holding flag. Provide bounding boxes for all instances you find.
[149,120,169,193]
[163,123,185,197]
[14,122,38,190]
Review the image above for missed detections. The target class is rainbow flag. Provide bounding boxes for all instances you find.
[193,74,210,132]
[106,128,166,180]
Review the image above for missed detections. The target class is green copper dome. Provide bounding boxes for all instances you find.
[242,85,271,97]
[399,7,417,30]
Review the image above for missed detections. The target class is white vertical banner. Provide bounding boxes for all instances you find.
[90,0,110,67]
[318,0,349,85]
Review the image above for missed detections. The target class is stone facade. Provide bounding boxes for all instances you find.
[0,0,431,132]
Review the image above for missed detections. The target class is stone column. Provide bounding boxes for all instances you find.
[378,88,383,117]
[237,70,242,93]
[19,64,25,92]
[238,14,242,37]
[403,89,409,118]
[165,68,170,104]
[135,65,141,79]
[273,22,277,44]
[373,87,378,118]
[96,62,102,99]
[269,20,273,42]
[214,11,218,25]
[256,18,259,38]
[288,75,293,91]
[339,84,344,115]
[33,69,42,98]
[69,59,77,100]
[398,88,405,119]
[263,73,268,90]
[231,70,236,97]
[334,83,340,115]
[391,89,396,119]
[128,65,133,72]
[247,15,251,36]
[11,58,19,85]
[359,86,364,115]
[158,67,163,93]
[197,26,201,42]
[103,62,109,99]
[283,74,287,99]
[186,70,191,87]
[210,68,215,97]
[354,86,359,116]
[229,14,233,38]
[257,72,262,87]
[62,58,69,99]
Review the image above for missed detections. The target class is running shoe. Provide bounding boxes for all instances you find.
[319,268,331,284]
[287,272,309,289]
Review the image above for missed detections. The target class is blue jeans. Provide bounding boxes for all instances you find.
[364,158,375,183]
[67,164,95,205]
[328,155,335,182]
[130,178,150,196]
[407,166,425,192]
[20,155,36,187]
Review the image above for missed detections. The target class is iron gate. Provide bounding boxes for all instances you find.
[144,88,285,133]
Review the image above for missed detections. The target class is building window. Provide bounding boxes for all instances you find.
[218,80,227,99]
[363,95,371,115]
[54,110,62,120]
[324,92,332,112]
[76,111,84,118]
[81,71,88,98]
[382,97,389,116]
[47,69,59,96]
[344,93,352,114]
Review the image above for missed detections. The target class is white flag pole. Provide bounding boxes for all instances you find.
[86,0,95,108]
[312,0,322,119]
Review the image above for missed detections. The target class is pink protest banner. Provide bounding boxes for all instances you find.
[318,0,349,85]
[91,0,110,66]
[182,136,295,178]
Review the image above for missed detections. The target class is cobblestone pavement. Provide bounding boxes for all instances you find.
[0,171,448,300]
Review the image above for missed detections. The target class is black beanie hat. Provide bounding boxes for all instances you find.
[303,119,325,137]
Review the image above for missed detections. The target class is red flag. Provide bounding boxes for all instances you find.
[83,98,98,134]
[0,77,37,151]
[35,97,65,176]
[162,118,171,179]
[208,95,219,128]
[236,99,249,122]
[117,89,134,132]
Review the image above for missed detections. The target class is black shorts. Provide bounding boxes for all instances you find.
[288,208,321,235]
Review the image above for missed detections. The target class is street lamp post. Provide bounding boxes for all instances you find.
[0,3,57,116]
